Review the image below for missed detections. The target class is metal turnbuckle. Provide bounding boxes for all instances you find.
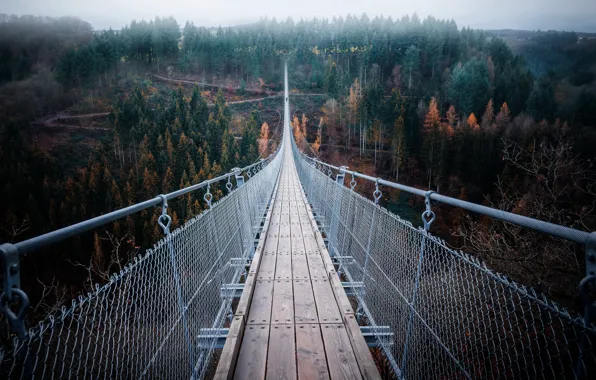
[422,190,436,231]
[373,179,382,205]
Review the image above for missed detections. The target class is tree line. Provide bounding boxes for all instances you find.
[0,12,594,316]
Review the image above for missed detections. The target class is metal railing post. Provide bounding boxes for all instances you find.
[401,191,436,375]
[0,243,28,341]
[157,195,195,376]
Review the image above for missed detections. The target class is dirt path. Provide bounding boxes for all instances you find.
[153,74,327,98]
[152,74,277,95]
[33,89,325,131]
[35,112,111,131]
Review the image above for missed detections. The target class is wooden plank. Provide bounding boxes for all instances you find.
[233,325,269,380]
[344,314,383,380]
[247,279,273,324]
[306,253,327,279]
[291,254,310,280]
[296,324,330,380]
[279,222,291,236]
[320,324,362,380]
[275,253,292,280]
[293,280,318,323]
[302,232,319,253]
[271,279,294,324]
[277,236,292,253]
[328,271,354,316]
[266,325,297,380]
[311,279,342,323]
[258,253,276,279]
[214,316,245,380]
[236,179,280,320]
[235,273,255,318]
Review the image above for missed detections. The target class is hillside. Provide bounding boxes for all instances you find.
[0,13,594,320]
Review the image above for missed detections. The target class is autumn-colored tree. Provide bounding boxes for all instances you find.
[423,97,441,189]
[300,114,308,140]
[322,98,342,146]
[165,129,174,168]
[467,113,479,132]
[142,167,158,199]
[108,179,123,210]
[347,78,362,148]
[494,102,510,131]
[481,99,494,129]
[259,122,270,156]
[292,115,302,142]
[162,167,175,193]
[446,105,457,128]
[312,124,322,154]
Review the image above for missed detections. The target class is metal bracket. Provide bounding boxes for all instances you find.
[332,255,355,265]
[373,179,382,205]
[0,243,29,340]
[342,282,365,296]
[197,328,229,349]
[196,325,392,349]
[336,166,347,185]
[157,194,172,235]
[0,243,20,299]
[422,190,436,231]
[231,168,245,188]
[360,326,394,347]
[229,257,251,268]
[220,284,244,299]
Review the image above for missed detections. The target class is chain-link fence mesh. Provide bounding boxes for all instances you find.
[293,145,596,379]
[0,154,282,379]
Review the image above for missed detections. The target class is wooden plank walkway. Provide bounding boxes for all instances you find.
[215,128,381,379]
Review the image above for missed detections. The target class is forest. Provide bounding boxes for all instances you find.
[0,12,595,330]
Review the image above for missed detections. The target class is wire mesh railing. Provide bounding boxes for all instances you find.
[0,150,282,379]
[292,139,596,379]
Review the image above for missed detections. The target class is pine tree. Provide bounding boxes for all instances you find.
[220,129,233,169]
[162,167,175,193]
[324,56,340,99]
[403,45,420,90]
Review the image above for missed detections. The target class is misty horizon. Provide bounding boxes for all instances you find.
[2,0,596,32]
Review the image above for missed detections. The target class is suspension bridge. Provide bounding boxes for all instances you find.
[1,63,595,379]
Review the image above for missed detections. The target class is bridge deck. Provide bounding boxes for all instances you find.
[215,136,380,379]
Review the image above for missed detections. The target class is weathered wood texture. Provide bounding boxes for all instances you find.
[224,145,380,380]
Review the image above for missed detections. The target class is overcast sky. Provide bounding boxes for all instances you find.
[3,0,596,32]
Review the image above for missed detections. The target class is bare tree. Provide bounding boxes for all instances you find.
[1,213,29,242]
[457,138,596,302]
[33,277,69,317]
[67,231,138,291]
